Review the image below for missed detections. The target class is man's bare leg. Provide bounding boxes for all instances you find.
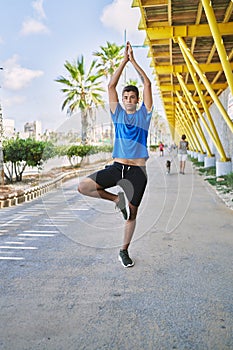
[118,204,138,267]
[121,204,138,250]
[78,178,121,205]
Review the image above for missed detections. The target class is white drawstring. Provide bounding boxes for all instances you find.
[122,165,130,178]
[122,165,125,179]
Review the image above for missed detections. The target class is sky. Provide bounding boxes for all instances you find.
[0,0,162,133]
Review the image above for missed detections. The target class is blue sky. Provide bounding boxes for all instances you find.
[0,0,160,132]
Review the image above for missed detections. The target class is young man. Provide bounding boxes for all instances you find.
[78,42,153,267]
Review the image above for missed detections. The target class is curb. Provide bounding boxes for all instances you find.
[204,178,233,211]
[0,165,103,209]
[192,165,233,211]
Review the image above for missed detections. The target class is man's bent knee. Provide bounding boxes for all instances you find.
[78,178,96,195]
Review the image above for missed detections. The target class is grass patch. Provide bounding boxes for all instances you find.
[198,166,216,177]
[189,154,233,199]
[188,156,204,168]
[224,172,233,190]
[207,178,218,186]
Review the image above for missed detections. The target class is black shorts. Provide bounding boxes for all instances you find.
[88,162,147,207]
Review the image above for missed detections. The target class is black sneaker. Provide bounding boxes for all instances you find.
[118,249,134,268]
[116,192,128,220]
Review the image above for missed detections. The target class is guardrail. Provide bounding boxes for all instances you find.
[0,165,105,209]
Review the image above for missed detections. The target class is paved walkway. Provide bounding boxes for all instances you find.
[0,152,232,350]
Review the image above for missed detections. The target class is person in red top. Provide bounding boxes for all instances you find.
[159,142,164,157]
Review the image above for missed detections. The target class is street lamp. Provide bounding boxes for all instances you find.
[0,67,4,185]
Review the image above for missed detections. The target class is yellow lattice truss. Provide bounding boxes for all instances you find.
[132,0,233,161]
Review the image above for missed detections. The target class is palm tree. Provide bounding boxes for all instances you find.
[55,56,104,144]
[125,78,138,86]
[93,42,124,144]
[93,42,124,78]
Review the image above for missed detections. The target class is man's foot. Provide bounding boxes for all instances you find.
[118,249,134,268]
[115,192,128,220]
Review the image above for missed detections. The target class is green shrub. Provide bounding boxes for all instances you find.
[199,166,216,176]
[150,145,158,151]
[224,172,233,190]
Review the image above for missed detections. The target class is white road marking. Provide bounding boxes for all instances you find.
[0,246,38,250]
[23,230,58,233]
[0,257,24,260]
[36,224,67,227]
[18,234,55,237]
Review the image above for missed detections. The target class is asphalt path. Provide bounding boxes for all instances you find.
[0,153,232,350]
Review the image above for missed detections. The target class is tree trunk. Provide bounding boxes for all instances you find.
[81,110,88,144]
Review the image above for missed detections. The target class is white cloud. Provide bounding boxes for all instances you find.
[101,0,145,42]
[32,0,46,19]
[20,0,49,36]
[20,18,49,36]
[3,55,44,90]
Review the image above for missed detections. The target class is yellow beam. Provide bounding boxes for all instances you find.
[177,36,233,135]
[152,51,170,58]
[175,104,196,150]
[177,80,212,156]
[176,66,227,161]
[147,39,170,46]
[176,91,204,152]
[155,62,233,74]
[160,83,227,92]
[145,22,233,39]
[140,0,169,6]
[131,0,140,7]
[202,0,233,97]
[161,94,212,103]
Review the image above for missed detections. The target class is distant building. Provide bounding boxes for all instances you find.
[23,121,42,140]
[3,118,15,139]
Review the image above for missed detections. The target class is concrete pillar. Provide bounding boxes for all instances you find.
[198,153,206,162]
[204,156,216,168]
[216,160,232,177]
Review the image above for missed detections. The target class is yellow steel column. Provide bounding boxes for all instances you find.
[175,102,196,150]
[175,110,189,145]
[177,36,233,135]
[176,71,226,159]
[178,78,212,156]
[201,0,233,97]
[176,91,203,153]
[175,111,195,151]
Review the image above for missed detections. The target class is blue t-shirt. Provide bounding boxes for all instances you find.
[111,102,152,159]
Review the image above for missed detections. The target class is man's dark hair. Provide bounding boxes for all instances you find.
[181,134,186,140]
[122,85,139,99]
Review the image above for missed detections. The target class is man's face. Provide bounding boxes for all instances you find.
[122,91,138,113]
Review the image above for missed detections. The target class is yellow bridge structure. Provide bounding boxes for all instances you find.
[132,0,233,176]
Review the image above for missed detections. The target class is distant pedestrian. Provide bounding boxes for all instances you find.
[178,134,189,174]
[159,142,164,157]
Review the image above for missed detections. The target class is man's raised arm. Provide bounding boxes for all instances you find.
[108,45,129,114]
[128,42,153,112]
